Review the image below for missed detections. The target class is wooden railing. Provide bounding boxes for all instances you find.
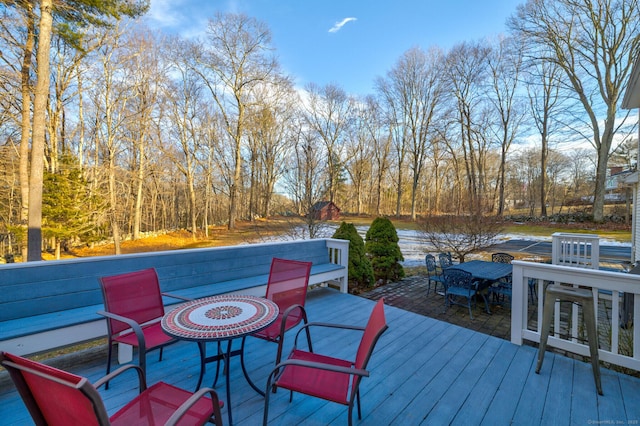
[511,260,640,372]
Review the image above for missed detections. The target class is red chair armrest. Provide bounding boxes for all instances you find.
[279,303,307,334]
[94,364,146,391]
[96,310,147,353]
[294,321,366,345]
[275,358,370,378]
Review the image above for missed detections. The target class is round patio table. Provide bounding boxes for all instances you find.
[162,294,279,426]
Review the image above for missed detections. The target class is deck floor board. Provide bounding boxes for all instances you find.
[2,287,640,425]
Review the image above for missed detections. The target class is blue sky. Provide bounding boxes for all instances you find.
[145,0,524,96]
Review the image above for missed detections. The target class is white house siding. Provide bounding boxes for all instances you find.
[622,55,640,262]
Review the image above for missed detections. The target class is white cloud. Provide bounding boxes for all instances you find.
[329,17,357,33]
[147,0,185,27]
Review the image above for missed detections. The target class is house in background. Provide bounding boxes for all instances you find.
[310,201,341,220]
[622,54,640,262]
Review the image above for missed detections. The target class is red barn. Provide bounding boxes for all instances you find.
[310,201,341,220]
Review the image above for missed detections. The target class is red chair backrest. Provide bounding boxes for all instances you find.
[355,298,388,370]
[266,258,312,317]
[99,268,165,335]
[0,352,108,425]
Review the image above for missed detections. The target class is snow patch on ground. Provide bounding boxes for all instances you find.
[264,225,631,268]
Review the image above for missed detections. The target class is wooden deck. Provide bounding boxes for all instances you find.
[2,287,640,425]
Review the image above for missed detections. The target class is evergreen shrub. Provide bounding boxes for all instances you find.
[332,221,375,292]
[365,217,404,284]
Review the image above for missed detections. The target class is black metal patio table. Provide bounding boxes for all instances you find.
[446,260,513,313]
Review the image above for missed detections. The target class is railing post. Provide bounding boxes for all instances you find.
[326,238,350,293]
[511,262,525,345]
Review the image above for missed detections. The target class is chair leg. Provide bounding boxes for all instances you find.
[105,342,114,390]
[139,347,147,385]
[582,300,603,395]
[347,402,353,426]
[196,341,207,390]
[536,292,556,374]
[263,383,272,426]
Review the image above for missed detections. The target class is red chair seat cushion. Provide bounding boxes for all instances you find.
[110,382,214,426]
[275,349,353,405]
[113,322,174,348]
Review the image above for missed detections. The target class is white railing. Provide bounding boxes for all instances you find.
[551,232,599,269]
[511,260,640,372]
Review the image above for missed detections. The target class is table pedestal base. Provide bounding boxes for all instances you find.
[196,338,264,425]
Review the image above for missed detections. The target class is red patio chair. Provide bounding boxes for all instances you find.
[263,298,388,426]
[98,268,178,388]
[242,258,313,373]
[0,351,223,426]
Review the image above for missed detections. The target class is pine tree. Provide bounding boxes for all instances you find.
[42,154,100,258]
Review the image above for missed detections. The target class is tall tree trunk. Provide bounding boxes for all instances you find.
[19,5,36,261]
[540,132,548,217]
[27,0,54,261]
[188,172,197,240]
[108,154,121,255]
[133,141,144,240]
[497,144,507,216]
[228,108,244,230]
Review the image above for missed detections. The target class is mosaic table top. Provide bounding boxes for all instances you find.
[162,294,279,341]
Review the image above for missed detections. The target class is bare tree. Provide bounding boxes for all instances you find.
[418,214,504,263]
[363,96,391,215]
[509,0,640,221]
[162,39,207,239]
[92,23,141,254]
[123,28,164,240]
[376,78,408,217]
[345,98,375,215]
[443,41,492,211]
[376,47,445,220]
[245,73,297,218]
[282,118,328,239]
[196,12,278,230]
[524,56,564,217]
[486,36,526,216]
[303,82,353,204]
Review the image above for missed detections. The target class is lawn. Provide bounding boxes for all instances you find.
[58,215,630,261]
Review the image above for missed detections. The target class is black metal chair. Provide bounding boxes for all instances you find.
[490,252,514,305]
[443,268,489,319]
[425,254,445,295]
[438,252,453,269]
